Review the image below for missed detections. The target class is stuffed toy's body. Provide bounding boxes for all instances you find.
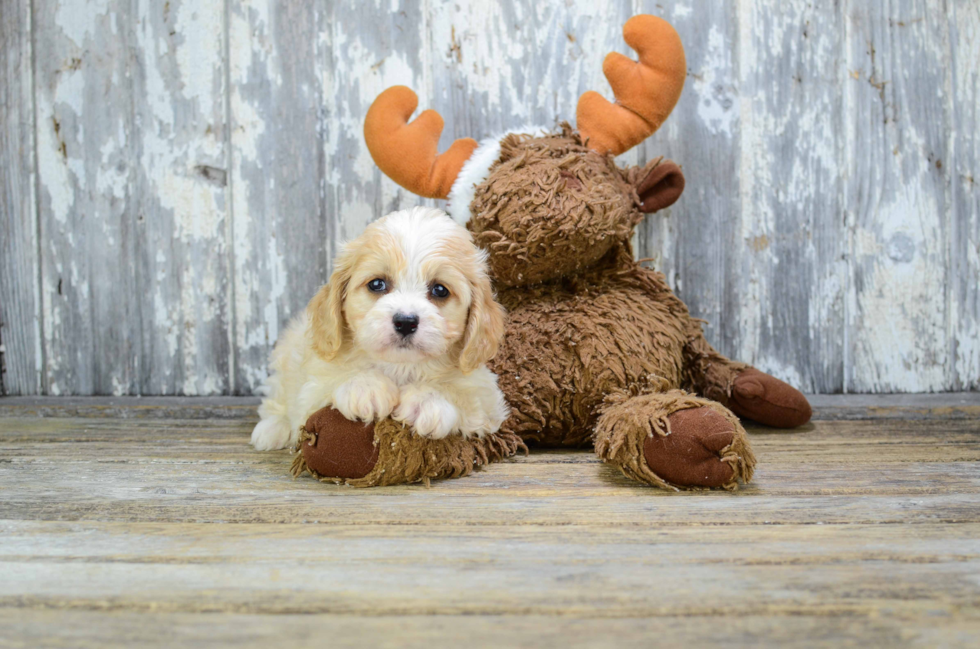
[292,15,811,490]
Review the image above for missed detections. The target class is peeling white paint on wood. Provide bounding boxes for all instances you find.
[229,0,331,394]
[33,0,141,396]
[638,0,742,371]
[845,0,952,392]
[135,0,230,396]
[1,0,977,395]
[949,1,980,391]
[733,0,845,392]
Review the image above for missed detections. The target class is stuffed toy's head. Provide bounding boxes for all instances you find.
[364,15,688,287]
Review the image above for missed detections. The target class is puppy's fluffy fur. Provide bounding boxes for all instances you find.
[251,207,509,451]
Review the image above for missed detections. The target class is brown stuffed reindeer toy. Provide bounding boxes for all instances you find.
[291,15,811,490]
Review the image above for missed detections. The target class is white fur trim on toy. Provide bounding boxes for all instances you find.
[447,125,549,225]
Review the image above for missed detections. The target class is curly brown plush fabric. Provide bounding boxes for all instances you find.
[469,127,639,288]
[463,127,806,489]
[343,12,814,492]
[298,125,810,491]
[469,129,749,446]
[594,390,755,491]
[291,411,527,488]
[487,244,693,447]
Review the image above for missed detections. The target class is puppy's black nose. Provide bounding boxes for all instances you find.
[392,313,419,337]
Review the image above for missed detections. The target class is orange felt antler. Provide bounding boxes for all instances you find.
[577,15,686,156]
[363,86,478,199]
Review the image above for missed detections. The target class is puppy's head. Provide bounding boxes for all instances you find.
[309,207,504,372]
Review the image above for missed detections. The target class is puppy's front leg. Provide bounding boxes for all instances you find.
[331,370,400,423]
[394,386,460,439]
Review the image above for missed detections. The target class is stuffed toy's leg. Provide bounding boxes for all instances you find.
[684,332,812,428]
[290,407,526,487]
[594,390,756,491]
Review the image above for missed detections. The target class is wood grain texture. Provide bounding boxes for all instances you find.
[3,0,980,394]
[2,521,979,616]
[2,417,980,522]
[229,0,331,394]
[428,0,633,142]
[3,392,980,420]
[636,1,743,367]
[2,610,978,649]
[948,1,979,391]
[332,0,436,239]
[0,398,978,646]
[33,0,142,395]
[0,0,40,395]
[134,0,231,396]
[845,0,952,392]
[734,0,846,393]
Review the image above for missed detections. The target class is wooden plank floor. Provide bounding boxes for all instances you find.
[1,395,979,648]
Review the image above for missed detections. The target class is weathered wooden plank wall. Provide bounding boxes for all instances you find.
[949,1,980,391]
[0,0,40,395]
[0,0,977,395]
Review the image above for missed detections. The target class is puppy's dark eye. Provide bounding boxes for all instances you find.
[430,284,450,299]
[367,278,387,293]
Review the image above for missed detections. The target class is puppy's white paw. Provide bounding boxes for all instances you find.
[460,411,494,438]
[251,416,294,451]
[333,373,399,423]
[394,388,459,439]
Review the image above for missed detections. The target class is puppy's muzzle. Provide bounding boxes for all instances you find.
[392,313,420,337]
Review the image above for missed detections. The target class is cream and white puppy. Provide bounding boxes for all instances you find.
[250,206,509,451]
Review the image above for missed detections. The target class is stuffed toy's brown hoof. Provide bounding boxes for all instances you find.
[291,406,526,487]
[594,390,755,491]
[644,407,743,488]
[728,368,812,428]
[296,407,379,479]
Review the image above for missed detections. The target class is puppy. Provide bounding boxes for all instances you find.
[250,206,509,451]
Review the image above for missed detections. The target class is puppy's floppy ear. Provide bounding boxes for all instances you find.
[459,267,506,374]
[309,246,355,362]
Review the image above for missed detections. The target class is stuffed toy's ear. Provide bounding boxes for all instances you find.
[635,159,685,213]
[308,247,354,362]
